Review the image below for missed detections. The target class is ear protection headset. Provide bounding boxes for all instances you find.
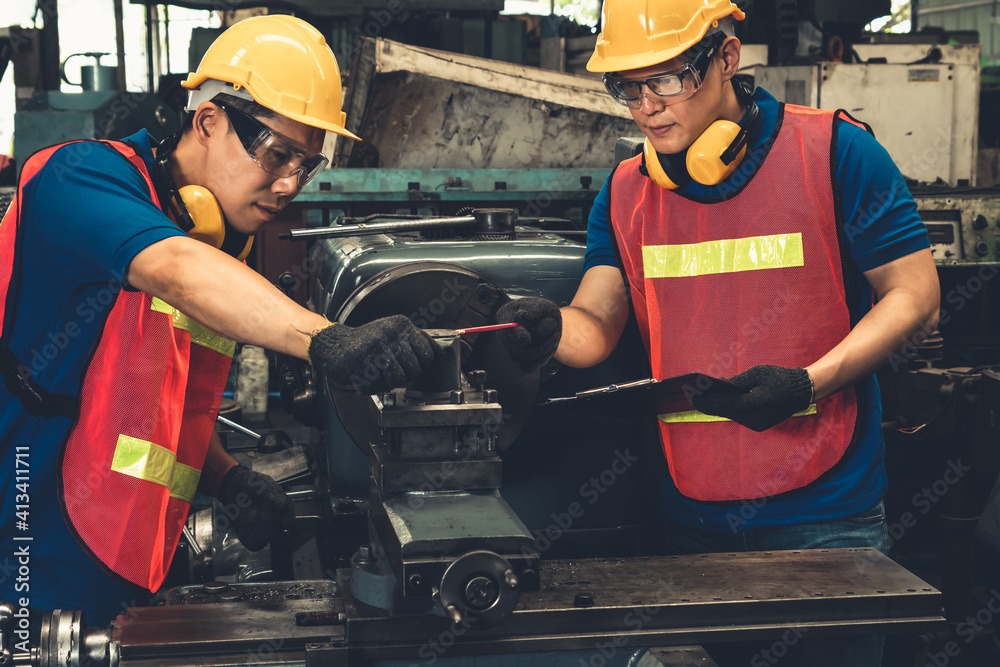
[641,78,760,190]
[154,133,254,262]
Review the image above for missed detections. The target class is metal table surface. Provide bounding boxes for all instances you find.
[115,549,943,665]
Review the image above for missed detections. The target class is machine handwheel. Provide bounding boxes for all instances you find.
[437,550,520,628]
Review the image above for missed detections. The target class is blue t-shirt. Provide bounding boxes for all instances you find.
[585,88,929,531]
[0,130,185,624]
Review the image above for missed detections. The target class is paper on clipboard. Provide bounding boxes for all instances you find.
[541,373,745,418]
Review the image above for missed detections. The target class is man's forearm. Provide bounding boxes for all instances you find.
[556,305,623,368]
[554,265,630,368]
[127,236,330,360]
[806,250,940,400]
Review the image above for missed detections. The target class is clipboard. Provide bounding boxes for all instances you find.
[541,373,745,418]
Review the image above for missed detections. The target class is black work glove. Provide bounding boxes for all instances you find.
[691,365,814,432]
[495,297,562,373]
[308,315,439,395]
[217,464,293,552]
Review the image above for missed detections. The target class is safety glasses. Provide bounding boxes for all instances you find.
[603,33,724,109]
[215,100,329,187]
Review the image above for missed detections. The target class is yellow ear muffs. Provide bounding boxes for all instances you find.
[642,137,684,190]
[641,100,760,190]
[172,185,254,262]
[642,138,698,190]
[686,119,747,186]
[175,185,224,247]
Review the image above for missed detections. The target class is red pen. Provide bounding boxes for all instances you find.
[454,322,519,335]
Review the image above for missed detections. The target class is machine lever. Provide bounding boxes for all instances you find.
[216,415,262,440]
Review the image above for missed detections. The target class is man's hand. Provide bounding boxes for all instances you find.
[496,297,562,373]
[217,464,293,552]
[308,315,439,394]
[691,365,814,432]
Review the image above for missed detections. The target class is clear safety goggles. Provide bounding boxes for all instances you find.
[603,33,723,109]
[215,100,329,188]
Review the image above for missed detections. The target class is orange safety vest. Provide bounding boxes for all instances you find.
[0,140,234,592]
[608,105,864,503]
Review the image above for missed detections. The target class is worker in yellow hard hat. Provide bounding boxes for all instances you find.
[0,15,437,628]
[543,1,940,664]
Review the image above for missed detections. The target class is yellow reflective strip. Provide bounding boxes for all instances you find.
[150,297,174,316]
[111,435,176,489]
[111,436,202,502]
[170,463,201,503]
[151,297,236,358]
[643,233,804,278]
[658,404,818,424]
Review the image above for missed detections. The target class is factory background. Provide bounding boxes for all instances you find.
[2,1,1000,666]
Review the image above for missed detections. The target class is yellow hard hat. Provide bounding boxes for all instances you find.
[182,15,359,140]
[588,0,746,73]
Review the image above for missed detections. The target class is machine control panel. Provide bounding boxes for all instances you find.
[915,192,1000,264]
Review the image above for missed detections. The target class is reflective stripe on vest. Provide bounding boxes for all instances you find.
[151,297,237,357]
[0,139,235,593]
[658,404,818,424]
[609,104,861,503]
[111,434,202,504]
[642,232,805,278]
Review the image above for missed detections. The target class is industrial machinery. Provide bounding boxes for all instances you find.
[11,49,178,171]
[7,3,996,660]
[1,209,947,667]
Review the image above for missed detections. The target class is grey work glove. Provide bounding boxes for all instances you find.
[495,297,562,373]
[691,365,814,432]
[308,315,440,395]
[217,464,293,552]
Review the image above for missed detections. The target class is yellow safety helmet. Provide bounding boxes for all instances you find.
[182,15,359,140]
[588,0,746,73]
